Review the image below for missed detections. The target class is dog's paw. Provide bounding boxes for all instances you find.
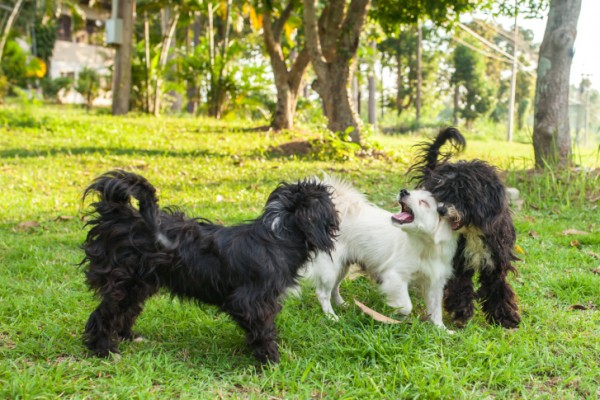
[325,312,340,322]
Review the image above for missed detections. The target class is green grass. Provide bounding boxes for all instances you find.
[1,106,599,399]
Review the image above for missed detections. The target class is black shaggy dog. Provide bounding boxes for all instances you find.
[81,170,339,363]
[410,128,521,329]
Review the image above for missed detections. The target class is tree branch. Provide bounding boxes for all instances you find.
[263,6,288,76]
[339,0,370,60]
[303,0,327,75]
[273,0,296,40]
[289,47,310,92]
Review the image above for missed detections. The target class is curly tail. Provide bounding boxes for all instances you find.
[410,127,466,180]
[83,170,161,237]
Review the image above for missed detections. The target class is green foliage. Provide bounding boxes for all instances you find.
[452,41,495,125]
[33,21,58,63]
[0,40,28,88]
[372,0,483,32]
[308,126,388,161]
[0,74,8,103]
[74,68,101,109]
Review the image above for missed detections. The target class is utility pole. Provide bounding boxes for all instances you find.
[110,0,135,115]
[507,2,518,142]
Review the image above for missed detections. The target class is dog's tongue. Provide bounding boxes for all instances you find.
[392,212,414,224]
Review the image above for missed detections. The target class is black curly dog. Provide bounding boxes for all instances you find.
[80,170,339,363]
[411,128,521,329]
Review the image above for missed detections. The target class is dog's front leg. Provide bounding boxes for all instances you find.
[423,277,453,333]
[227,300,281,364]
[478,263,521,329]
[444,240,476,327]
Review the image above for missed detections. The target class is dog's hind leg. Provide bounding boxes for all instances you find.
[478,263,520,329]
[444,238,476,327]
[84,283,155,357]
[379,271,412,315]
[311,252,346,320]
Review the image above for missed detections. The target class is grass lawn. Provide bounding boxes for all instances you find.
[1,105,599,399]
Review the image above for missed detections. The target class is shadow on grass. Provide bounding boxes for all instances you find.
[0,147,221,159]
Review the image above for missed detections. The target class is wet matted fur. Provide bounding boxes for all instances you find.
[410,128,521,329]
[80,170,339,363]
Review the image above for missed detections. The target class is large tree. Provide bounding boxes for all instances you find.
[301,0,481,141]
[263,1,310,130]
[303,0,370,143]
[532,0,582,168]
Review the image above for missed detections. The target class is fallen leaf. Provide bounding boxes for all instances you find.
[591,266,600,275]
[16,221,40,231]
[515,245,525,254]
[568,302,594,311]
[570,240,581,248]
[586,251,600,259]
[55,215,74,221]
[528,230,540,238]
[354,299,401,324]
[562,229,589,235]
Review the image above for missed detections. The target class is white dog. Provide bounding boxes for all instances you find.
[302,177,459,330]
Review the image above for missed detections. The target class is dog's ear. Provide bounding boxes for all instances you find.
[433,213,453,244]
[438,204,462,230]
[266,181,339,253]
[295,194,339,253]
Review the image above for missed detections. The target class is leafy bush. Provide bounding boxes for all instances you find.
[309,126,388,161]
[41,76,73,103]
[34,21,58,63]
[75,67,101,109]
[0,40,28,87]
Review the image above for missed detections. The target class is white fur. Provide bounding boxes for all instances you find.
[302,177,459,331]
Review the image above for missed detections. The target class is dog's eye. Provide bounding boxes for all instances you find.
[419,200,430,208]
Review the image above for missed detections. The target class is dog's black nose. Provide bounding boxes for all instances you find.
[399,189,410,198]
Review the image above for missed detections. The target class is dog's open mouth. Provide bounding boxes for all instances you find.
[392,202,414,225]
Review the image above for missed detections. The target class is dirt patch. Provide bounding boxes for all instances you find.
[269,140,313,156]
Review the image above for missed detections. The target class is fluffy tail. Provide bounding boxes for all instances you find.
[83,170,161,237]
[410,127,466,180]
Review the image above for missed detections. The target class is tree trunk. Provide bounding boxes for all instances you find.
[532,0,582,168]
[416,20,422,125]
[367,41,376,127]
[303,0,370,143]
[453,85,460,125]
[144,12,152,114]
[210,0,232,119]
[111,0,135,115]
[263,2,310,130]
[187,12,201,114]
[153,8,180,117]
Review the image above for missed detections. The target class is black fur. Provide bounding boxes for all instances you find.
[410,128,521,329]
[80,170,339,363]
